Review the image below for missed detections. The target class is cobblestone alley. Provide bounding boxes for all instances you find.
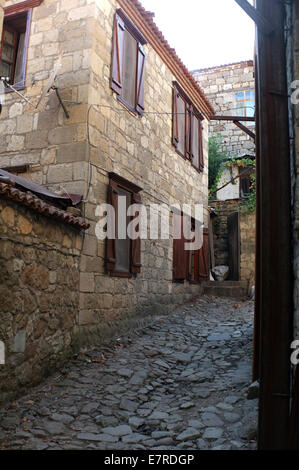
[0,296,258,451]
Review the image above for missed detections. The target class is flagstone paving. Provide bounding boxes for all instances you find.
[0,296,258,450]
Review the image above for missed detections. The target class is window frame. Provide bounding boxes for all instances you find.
[0,4,33,92]
[110,9,147,116]
[172,81,204,172]
[235,90,255,127]
[106,173,143,279]
[239,165,254,198]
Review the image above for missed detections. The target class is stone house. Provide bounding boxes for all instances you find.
[192,60,255,158]
[0,0,214,400]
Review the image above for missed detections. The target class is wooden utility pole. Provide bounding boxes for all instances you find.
[235,0,294,449]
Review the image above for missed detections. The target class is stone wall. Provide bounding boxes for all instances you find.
[0,197,83,403]
[210,199,255,283]
[240,211,255,283]
[78,0,209,338]
[193,61,255,158]
[210,199,240,267]
[0,1,209,354]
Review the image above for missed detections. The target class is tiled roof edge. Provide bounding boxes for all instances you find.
[0,182,90,230]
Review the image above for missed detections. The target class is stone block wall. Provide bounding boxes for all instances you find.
[210,199,240,267]
[1,0,93,195]
[193,61,255,158]
[78,0,210,338]
[240,211,255,283]
[0,0,210,354]
[210,199,255,283]
[0,197,83,403]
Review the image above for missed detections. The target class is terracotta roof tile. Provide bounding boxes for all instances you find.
[0,181,90,230]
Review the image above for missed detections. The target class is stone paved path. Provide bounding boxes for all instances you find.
[0,296,258,450]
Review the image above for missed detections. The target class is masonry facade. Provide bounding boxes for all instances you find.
[0,0,213,398]
[193,61,255,158]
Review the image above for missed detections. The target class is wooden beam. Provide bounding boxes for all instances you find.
[233,120,256,140]
[255,0,293,450]
[210,115,255,122]
[234,0,274,35]
[4,0,43,16]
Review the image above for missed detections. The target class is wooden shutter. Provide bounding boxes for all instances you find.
[191,113,199,168]
[106,181,118,273]
[188,224,200,283]
[172,88,179,147]
[136,43,145,115]
[186,105,192,159]
[198,229,210,281]
[199,121,204,171]
[131,192,142,273]
[172,88,186,156]
[173,215,188,281]
[111,13,125,95]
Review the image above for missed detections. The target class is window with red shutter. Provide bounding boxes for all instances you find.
[106,173,142,278]
[172,82,204,172]
[111,9,147,116]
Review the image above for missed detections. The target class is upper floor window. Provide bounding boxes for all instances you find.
[235,90,255,126]
[0,8,32,89]
[172,82,204,172]
[111,9,147,116]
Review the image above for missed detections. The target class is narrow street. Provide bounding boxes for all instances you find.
[0,296,257,451]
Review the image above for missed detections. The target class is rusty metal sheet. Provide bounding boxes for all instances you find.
[0,169,82,206]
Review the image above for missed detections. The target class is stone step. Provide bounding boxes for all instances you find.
[205,281,248,288]
[203,281,249,299]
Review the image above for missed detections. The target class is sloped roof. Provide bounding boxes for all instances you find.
[0,171,89,230]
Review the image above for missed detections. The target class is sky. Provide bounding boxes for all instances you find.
[139,0,255,71]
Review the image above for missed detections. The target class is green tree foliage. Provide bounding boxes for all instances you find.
[208,135,229,189]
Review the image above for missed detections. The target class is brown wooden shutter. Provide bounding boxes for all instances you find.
[186,105,192,159]
[172,87,179,147]
[106,181,118,273]
[173,215,188,281]
[131,192,142,274]
[136,43,145,116]
[111,13,125,95]
[188,223,200,283]
[199,229,210,281]
[190,113,199,169]
[199,121,204,172]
